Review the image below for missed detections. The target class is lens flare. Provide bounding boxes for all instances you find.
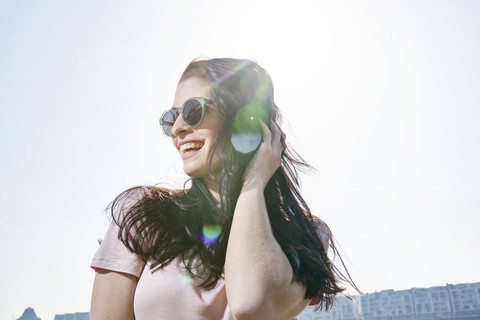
[180,274,193,286]
[255,82,270,100]
[201,225,222,246]
[231,133,263,153]
[231,103,267,153]
[214,60,251,86]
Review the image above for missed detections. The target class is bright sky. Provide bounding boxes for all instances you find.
[1,1,479,319]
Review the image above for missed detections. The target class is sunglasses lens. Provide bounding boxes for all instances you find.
[183,99,204,126]
[161,111,176,136]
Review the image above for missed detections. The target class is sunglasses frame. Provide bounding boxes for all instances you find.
[159,97,213,137]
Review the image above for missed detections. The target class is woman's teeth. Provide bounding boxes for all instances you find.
[180,142,204,155]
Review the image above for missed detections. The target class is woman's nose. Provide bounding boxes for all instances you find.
[171,113,191,137]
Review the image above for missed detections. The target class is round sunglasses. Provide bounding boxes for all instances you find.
[159,97,213,137]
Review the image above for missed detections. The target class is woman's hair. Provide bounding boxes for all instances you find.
[111,58,358,310]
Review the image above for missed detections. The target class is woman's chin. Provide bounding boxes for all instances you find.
[183,168,221,184]
[182,166,207,179]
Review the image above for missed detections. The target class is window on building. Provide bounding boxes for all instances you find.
[425,304,431,312]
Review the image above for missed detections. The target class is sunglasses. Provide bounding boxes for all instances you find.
[159,97,213,137]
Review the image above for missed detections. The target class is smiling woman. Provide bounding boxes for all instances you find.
[89,58,358,320]
[169,77,224,179]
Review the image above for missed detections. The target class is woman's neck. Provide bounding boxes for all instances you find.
[205,177,221,203]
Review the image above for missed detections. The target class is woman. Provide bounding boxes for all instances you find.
[90,58,354,320]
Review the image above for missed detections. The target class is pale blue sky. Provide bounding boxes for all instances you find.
[1,1,479,319]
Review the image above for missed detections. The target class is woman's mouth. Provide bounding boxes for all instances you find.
[180,142,204,158]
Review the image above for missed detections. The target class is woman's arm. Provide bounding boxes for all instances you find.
[90,269,138,320]
[224,122,310,320]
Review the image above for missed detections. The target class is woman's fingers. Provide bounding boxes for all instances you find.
[243,120,285,187]
[259,120,283,146]
[262,121,284,166]
[259,120,271,142]
[269,121,285,153]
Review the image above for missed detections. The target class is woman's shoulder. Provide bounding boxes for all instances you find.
[115,185,183,204]
[119,185,181,198]
[110,185,184,221]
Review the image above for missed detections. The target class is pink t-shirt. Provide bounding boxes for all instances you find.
[91,193,328,319]
[91,220,234,319]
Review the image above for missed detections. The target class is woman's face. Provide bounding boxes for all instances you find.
[171,77,223,180]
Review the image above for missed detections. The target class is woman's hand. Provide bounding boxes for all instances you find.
[242,120,285,189]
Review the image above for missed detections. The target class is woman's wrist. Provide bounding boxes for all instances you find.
[241,175,266,192]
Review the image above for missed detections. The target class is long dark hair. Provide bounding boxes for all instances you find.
[111,58,358,310]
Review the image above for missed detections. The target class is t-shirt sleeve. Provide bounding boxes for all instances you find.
[91,188,147,278]
[91,220,146,277]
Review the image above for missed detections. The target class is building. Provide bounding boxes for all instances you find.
[300,296,361,320]
[298,282,480,320]
[53,312,89,320]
